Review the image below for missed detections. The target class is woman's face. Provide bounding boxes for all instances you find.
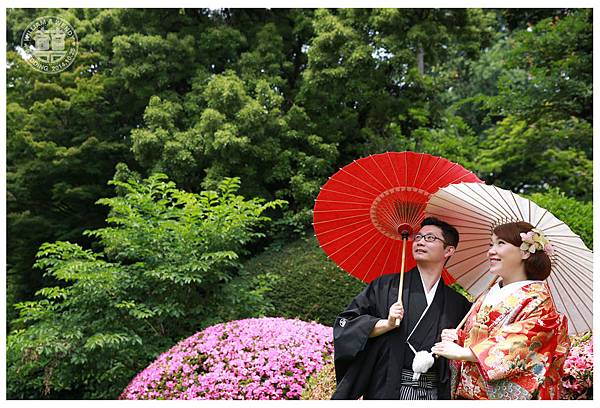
[488,233,528,278]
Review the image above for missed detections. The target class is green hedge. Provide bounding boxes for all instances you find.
[526,188,592,250]
[242,235,366,326]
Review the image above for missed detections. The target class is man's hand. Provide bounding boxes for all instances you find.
[440,328,458,342]
[369,302,404,338]
[387,301,404,327]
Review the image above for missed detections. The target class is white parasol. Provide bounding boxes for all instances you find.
[425,182,592,334]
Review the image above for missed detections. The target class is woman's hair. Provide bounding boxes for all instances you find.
[493,221,552,280]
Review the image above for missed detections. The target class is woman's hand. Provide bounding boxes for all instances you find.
[431,341,477,362]
[440,328,458,342]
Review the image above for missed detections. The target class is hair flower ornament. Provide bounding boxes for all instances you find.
[520,228,554,256]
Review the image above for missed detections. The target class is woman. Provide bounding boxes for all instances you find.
[431,221,570,399]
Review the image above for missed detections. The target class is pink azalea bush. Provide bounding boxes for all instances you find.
[120,317,333,400]
[561,333,593,399]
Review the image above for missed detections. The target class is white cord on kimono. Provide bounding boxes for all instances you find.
[406,302,435,381]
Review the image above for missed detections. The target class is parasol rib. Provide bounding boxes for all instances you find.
[353,161,389,191]
[414,156,440,190]
[319,187,378,201]
[551,263,593,306]
[386,152,401,186]
[370,155,395,190]
[411,154,424,187]
[320,223,374,250]
[325,177,379,198]
[550,267,592,313]
[471,184,517,221]
[313,213,370,226]
[547,273,590,333]
[501,185,526,222]
[551,240,594,253]
[359,235,391,281]
[553,256,593,288]
[317,199,372,205]
[338,230,383,270]
[314,218,373,237]
[437,186,508,221]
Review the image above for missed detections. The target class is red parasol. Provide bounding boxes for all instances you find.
[313,152,481,287]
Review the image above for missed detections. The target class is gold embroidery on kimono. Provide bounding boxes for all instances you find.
[450,281,570,400]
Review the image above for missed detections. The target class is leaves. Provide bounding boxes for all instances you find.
[6,8,591,399]
[7,173,285,398]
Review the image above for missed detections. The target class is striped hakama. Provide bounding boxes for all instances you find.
[398,369,439,400]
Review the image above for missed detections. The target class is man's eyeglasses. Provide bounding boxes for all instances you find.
[414,233,447,244]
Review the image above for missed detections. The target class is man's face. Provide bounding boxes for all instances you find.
[412,225,455,264]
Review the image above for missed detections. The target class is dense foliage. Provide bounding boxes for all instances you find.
[240,236,366,325]
[6,8,592,399]
[7,174,285,399]
[8,9,592,316]
[120,317,333,400]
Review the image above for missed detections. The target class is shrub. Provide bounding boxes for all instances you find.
[239,235,472,326]
[525,188,592,250]
[240,235,366,326]
[561,332,593,399]
[7,173,285,399]
[300,358,336,400]
[120,317,333,400]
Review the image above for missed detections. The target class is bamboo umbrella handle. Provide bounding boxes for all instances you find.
[455,275,499,330]
[455,305,472,331]
[395,237,408,327]
[433,275,499,359]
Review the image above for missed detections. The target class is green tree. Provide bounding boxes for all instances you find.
[7,8,592,332]
[6,8,212,316]
[6,48,130,316]
[7,172,285,399]
[297,8,497,162]
[475,10,592,199]
[526,188,592,250]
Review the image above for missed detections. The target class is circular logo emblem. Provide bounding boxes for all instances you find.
[20,16,79,74]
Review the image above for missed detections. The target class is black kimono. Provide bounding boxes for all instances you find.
[332,267,472,399]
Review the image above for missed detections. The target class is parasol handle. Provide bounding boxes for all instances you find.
[395,230,410,327]
[455,275,499,331]
[432,275,500,360]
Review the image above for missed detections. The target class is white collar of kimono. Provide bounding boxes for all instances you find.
[406,271,441,342]
[482,279,542,307]
[419,272,440,307]
[406,272,441,347]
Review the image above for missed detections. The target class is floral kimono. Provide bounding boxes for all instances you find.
[450,281,570,399]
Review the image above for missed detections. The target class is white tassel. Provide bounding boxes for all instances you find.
[411,351,435,381]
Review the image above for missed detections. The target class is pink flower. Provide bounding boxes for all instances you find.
[119,317,333,400]
[561,333,593,400]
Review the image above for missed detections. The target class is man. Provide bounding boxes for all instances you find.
[332,217,472,400]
